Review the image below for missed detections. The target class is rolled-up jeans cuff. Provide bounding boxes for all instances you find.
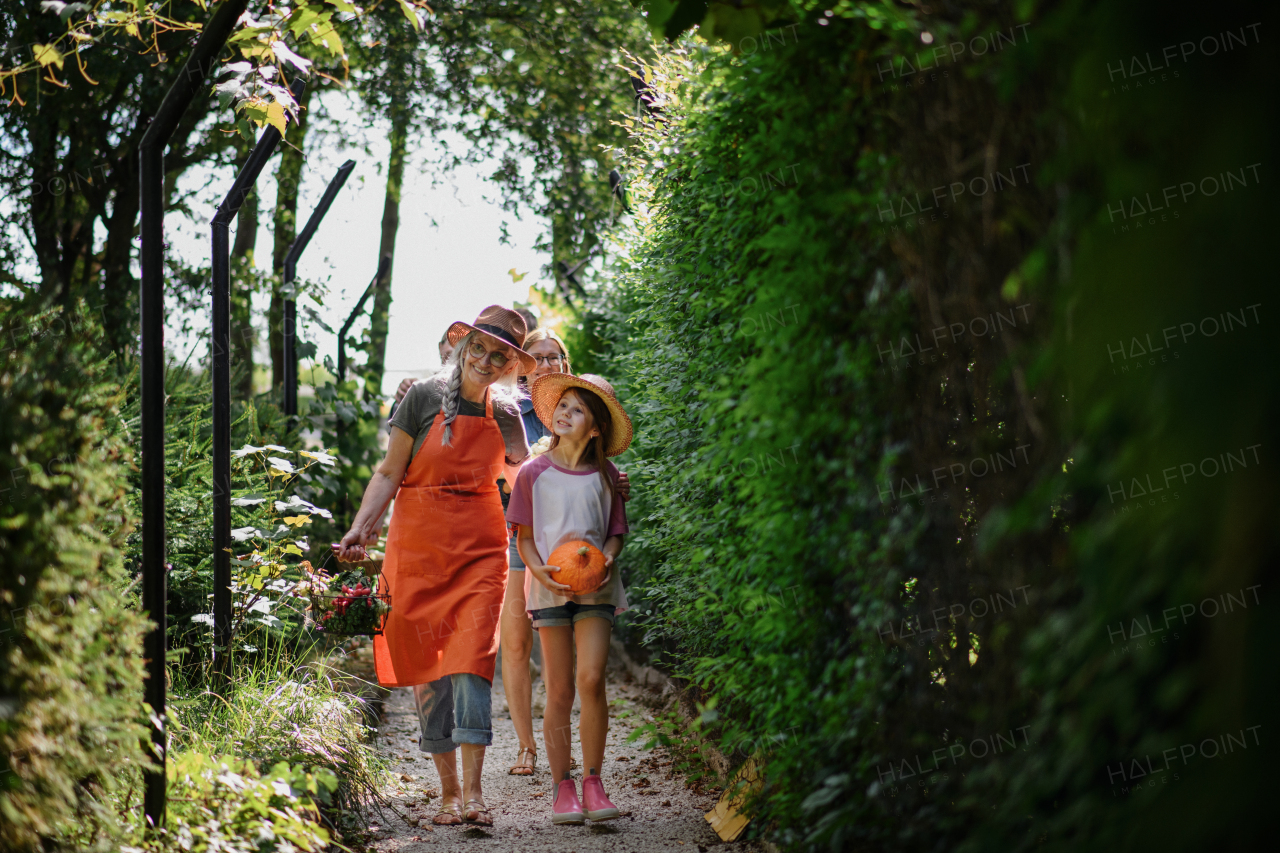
[414,673,492,753]
[420,735,458,754]
[450,727,494,746]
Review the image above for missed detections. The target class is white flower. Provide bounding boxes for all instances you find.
[248,599,272,614]
[264,444,289,452]
[233,444,265,458]
[216,770,247,792]
[268,457,296,474]
[231,527,258,542]
[232,495,267,507]
[192,613,214,625]
[273,495,332,518]
[299,449,337,466]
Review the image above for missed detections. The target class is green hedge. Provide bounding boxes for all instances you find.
[0,299,150,852]
[586,1,1273,850]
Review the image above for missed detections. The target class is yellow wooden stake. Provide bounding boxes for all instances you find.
[704,754,763,842]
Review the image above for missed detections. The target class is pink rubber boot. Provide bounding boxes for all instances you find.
[582,774,621,821]
[551,778,585,825]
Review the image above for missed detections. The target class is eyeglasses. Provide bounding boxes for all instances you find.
[467,340,510,367]
[533,354,565,366]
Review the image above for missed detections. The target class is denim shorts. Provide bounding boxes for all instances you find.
[508,535,525,571]
[412,673,492,753]
[529,601,616,629]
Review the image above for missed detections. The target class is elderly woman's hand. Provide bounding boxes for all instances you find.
[333,527,378,562]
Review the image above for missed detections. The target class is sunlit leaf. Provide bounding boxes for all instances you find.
[272,40,313,73]
[396,0,422,32]
[32,44,64,69]
[264,100,289,136]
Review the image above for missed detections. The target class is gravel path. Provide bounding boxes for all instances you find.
[361,647,758,852]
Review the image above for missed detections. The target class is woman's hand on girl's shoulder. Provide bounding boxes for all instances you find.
[529,562,573,594]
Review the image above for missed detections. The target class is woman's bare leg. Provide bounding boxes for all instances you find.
[500,573,537,768]
[430,750,462,811]
[539,625,577,781]
[460,743,486,806]
[574,618,613,775]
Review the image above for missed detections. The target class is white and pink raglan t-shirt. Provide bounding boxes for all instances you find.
[505,454,629,614]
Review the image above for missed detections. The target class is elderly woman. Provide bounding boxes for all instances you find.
[334,305,535,827]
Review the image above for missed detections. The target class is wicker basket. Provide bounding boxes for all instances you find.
[309,564,391,636]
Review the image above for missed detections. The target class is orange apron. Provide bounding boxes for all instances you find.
[374,389,509,687]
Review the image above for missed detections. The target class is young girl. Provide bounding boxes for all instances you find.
[505,373,633,825]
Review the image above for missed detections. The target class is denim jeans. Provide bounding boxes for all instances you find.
[508,534,526,571]
[529,601,617,628]
[413,673,493,752]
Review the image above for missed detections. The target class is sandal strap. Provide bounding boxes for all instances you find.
[509,746,537,774]
[437,802,462,816]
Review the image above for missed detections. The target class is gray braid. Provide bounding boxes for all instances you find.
[439,331,475,447]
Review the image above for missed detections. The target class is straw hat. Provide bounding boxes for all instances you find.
[445,305,537,374]
[530,373,634,457]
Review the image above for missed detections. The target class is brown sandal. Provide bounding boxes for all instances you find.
[463,799,493,827]
[509,746,537,776]
[433,801,463,826]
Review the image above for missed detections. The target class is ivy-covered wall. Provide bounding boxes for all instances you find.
[585,1,1274,850]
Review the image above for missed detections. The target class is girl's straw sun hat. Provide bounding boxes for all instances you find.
[446,305,537,374]
[530,373,634,457]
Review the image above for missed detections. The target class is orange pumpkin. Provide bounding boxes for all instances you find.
[547,540,607,594]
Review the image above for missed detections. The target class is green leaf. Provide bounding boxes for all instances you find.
[396,0,422,32]
[288,7,325,36]
[226,26,270,45]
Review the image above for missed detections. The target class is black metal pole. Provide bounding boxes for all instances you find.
[337,255,391,384]
[137,0,248,828]
[283,159,357,420]
[334,254,390,530]
[211,79,306,690]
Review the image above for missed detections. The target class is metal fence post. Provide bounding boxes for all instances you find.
[137,0,248,827]
[283,159,357,422]
[210,79,306,690]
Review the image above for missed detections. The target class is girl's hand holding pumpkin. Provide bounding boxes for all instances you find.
[530,562,573,594]
[592,553,615,592]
